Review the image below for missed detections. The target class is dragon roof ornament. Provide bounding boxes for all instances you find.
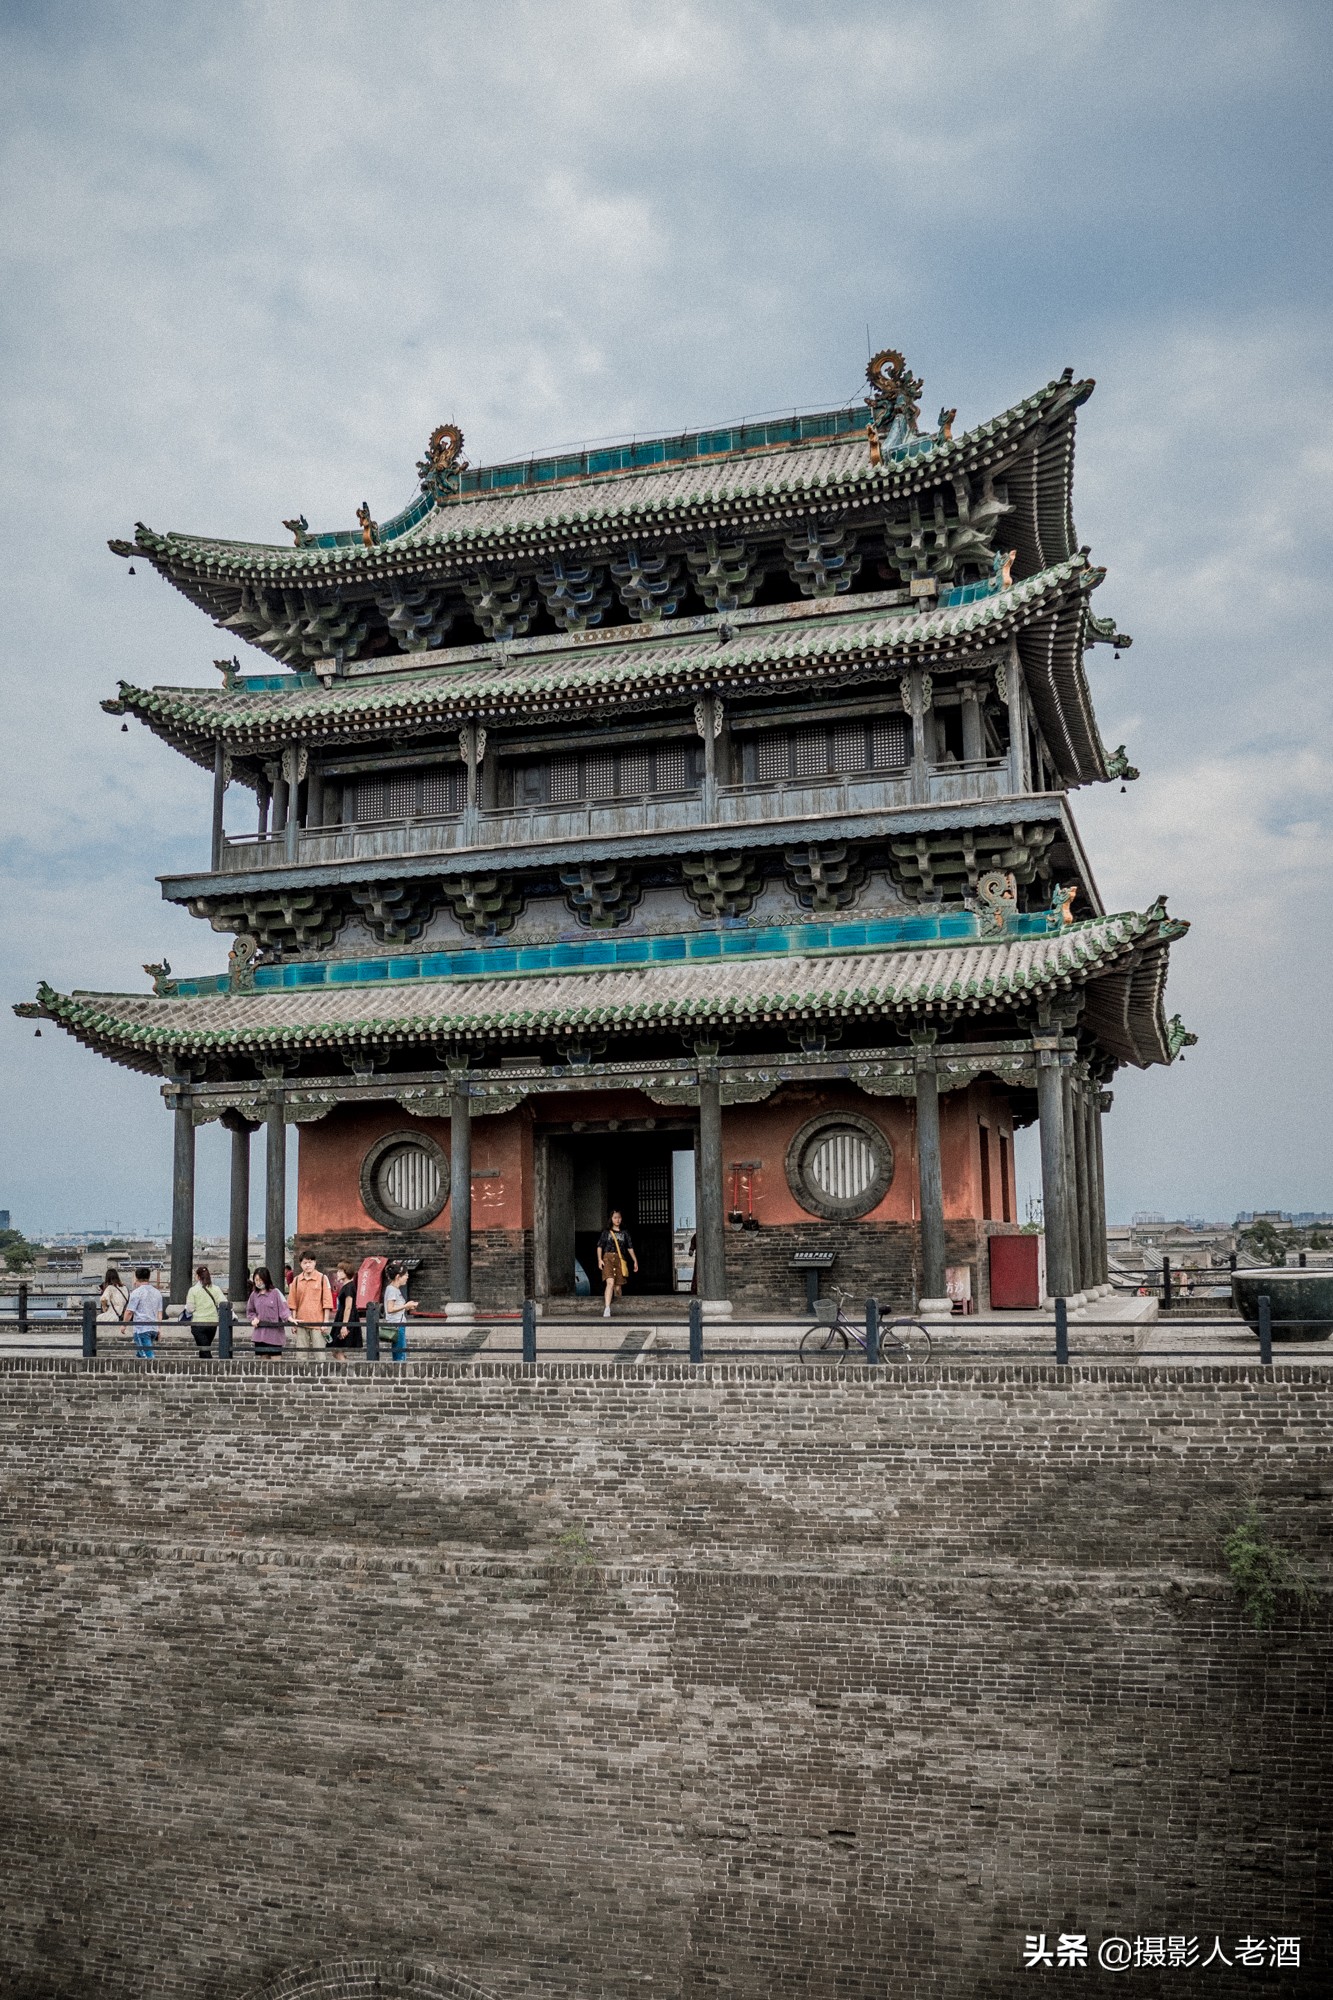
[417,422,469,503]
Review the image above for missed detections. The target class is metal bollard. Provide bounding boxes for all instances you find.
[1299,1251,1307,1268]
[688,1297,703,1365]
[17,1282,28,1336]
[1054,1297,1069,1366]
[364,1301,380,1362]
[522,1298,537,1366]
[1258,1293,1272,1367]
[865,1297,880,1366]
[217,1301,233,1360]
[81,1299,97,1360]
[1162,1257,1172,1310]
[1229,1251,1237,1273]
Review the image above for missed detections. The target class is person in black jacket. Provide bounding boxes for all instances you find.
[327,1262,362,1353]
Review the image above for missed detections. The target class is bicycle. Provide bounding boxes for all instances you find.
[797,1289,932,1365]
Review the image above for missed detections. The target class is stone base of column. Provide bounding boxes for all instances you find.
[918,1296,955,1321]
[701,1299,733,1320]
[1063,1291,1088,1312]
[444,1301,476,1324]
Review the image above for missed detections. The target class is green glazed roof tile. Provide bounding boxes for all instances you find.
[22,903,1189,1078]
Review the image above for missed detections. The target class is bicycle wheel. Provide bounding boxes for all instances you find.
[799,1322,851,1365]
[879,1319,932,1363]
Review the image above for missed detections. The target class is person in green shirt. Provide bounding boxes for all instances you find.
[184,1263,227,1357]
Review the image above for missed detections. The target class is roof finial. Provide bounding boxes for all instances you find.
[865,348,923,433]
[356,501,379,548]
[282,513,309,547]
[417,422,469,503]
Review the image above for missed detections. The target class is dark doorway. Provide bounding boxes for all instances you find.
[544,1131,687,1296]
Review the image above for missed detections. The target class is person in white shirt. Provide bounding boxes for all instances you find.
[98,1267,129,1325]
[123,1266,163,1359]
[382,1261,418,1360]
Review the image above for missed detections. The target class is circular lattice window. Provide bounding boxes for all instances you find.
[359,1130,450,1230]
[785,1112,894,1220]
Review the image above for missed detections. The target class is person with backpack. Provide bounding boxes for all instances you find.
[245,1267,291,1358]
[98,1267,129,1325]
[184,1264,227,1357]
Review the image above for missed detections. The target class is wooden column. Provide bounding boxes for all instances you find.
[1072,1076,1095,1296]
[1081,1087,1104,1290]
[1062,1065,1085,1296]
[449,1078,472,1312]
[1095,1089,1113,1285]
[913,1046,948,1306]
[461,724,480,844]
[271,769,288,836]
[908,670,929,804]
[225,1115,253,1301]
[265,1091,286,1286]
[960,682,984,763]
[1036,1042,1072,1298]
[257,773,271,838]
[695,1053,728,1313]
[170,1093,196,1307]
[284,748,301,863]
[1004,649,1026,794]
[211,742,227,872]
[306,765,324,829]
[699,692,719,821]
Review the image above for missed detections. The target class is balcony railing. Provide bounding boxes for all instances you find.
[218,759,1015,875]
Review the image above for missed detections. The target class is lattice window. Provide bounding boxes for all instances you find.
[755,734,788,783]
[585,752,617,801]
[620,750,651,796]
[507,741,698,806]
[787,1113,894,1220]
[377,1144,442,1217]
[653,744,690,793]
[870,716,912,769]
[808,1130,876,1203]
[352,765,463,823]
[829,725,866,774]
[792,730,827,779]
[637,1161,671,1227]
[549,756,580,804]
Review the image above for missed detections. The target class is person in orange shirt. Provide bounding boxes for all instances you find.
[287,1251,333,1353]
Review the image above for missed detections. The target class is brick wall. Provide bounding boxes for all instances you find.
[0,1360,1327,1999]
[721,1219,998,1313]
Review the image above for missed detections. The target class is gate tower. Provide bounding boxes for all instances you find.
[18,348,1193,1316]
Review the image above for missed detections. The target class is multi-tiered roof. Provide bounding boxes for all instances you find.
[23,350,1188,1088]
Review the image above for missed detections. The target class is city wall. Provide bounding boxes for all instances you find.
[0,1360,1328,1999]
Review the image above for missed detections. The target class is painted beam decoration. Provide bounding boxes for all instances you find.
[43,342,1189,1313]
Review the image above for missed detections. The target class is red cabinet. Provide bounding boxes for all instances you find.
[988,1232,1046,1309]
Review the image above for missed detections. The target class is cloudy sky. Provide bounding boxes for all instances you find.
[2,0,1330,1235]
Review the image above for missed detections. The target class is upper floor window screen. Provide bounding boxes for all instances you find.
[753,715,911,784]
[512,741,698,808]
[351,764,465,824]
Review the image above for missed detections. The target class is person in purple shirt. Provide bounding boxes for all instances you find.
[245,1267,291,1358]
[122,1266,163,1360]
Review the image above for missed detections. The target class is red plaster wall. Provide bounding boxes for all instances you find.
[723,1082,1015,1227]
[297,1084,1017,1243]
[296,1103,531,1237]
